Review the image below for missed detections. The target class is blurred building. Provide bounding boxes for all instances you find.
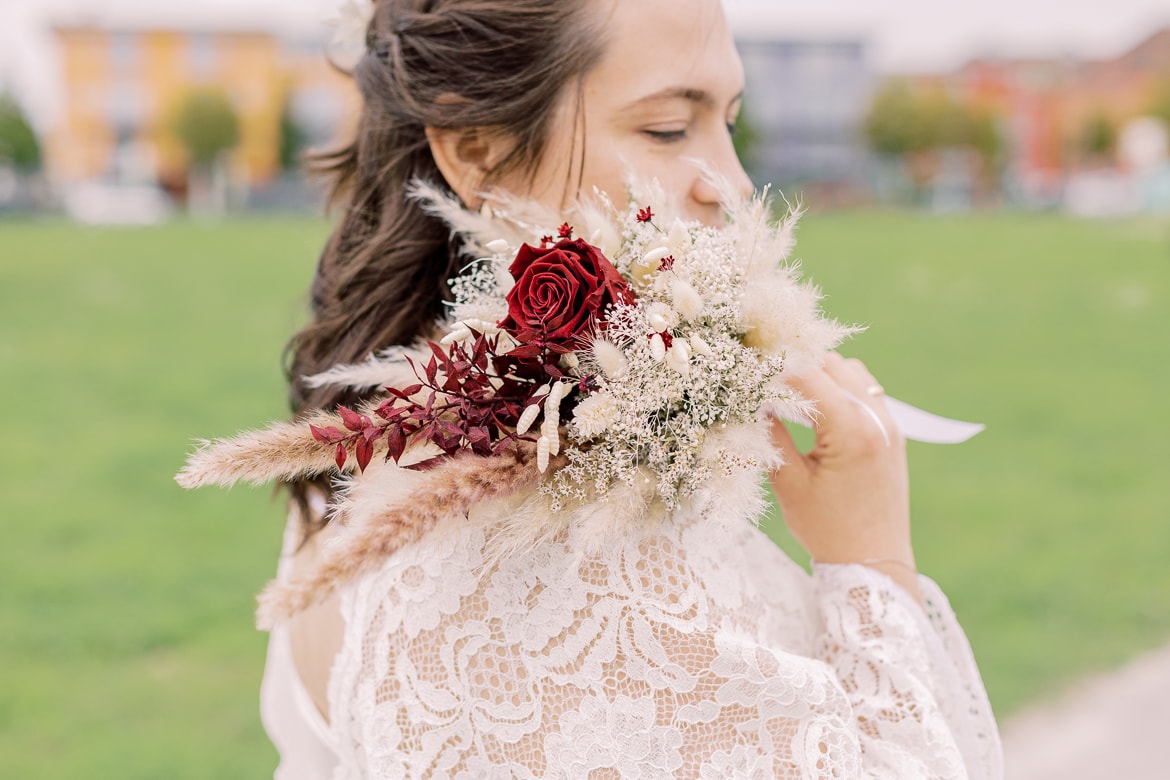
[927,27,1170,208]
[736,36,876,206]
[46,17,358,207]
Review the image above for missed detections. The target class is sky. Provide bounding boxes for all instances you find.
[720,0,1170,71]
[3,0,1170,129]
[723,0,1170,69]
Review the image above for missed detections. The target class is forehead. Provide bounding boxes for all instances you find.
[587,0,744,106]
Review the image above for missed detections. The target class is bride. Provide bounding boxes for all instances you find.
[185,0,1003,776]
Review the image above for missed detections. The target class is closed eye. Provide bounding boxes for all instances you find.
[643,129,688,144]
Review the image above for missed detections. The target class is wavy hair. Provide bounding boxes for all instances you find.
[285,0,607,537]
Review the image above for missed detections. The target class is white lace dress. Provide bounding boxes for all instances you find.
[266,496,1004,780]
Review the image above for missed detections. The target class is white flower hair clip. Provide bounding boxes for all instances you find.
[326,0,376,70]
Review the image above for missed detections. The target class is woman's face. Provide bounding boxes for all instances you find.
[509,0,752,226]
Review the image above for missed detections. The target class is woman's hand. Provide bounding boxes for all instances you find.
[769,353,922,603]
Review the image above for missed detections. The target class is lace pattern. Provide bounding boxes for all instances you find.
[325,505,1002,779]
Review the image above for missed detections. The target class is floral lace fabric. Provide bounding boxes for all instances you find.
[324,504,1002,779]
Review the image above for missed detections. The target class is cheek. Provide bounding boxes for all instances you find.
[579,130,697,207]
[495,98,581,209]
[574,132,632,206]
[518,113,700,210]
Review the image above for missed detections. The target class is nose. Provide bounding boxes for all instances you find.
[688,141,753,225]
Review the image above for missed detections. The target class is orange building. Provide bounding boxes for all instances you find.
[936,27,1170,186]
[46,22,358,195]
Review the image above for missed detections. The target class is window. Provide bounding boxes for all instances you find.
[110,32,139,71]
[107,81,150,128]
[292,87,344,146]
[189,34,217,77]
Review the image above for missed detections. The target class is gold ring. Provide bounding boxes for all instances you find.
[866,384,885,397]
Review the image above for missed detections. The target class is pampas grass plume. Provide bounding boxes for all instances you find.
[176,409,349,489]
[254,444,565,628]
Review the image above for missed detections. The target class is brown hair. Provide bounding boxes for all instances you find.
[285,0,607,536]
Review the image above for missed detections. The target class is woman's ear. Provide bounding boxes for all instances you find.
[425,126,510,207]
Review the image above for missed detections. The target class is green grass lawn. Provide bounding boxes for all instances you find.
[1,210,1167,778]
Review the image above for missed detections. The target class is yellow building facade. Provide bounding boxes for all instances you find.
[48,25,358,193]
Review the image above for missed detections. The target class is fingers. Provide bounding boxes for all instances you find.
[823,354,901,445]
[822,353,878,400]
[768,417,809,487]
[772,353,914,576]
[785,364,855,427]
[790,353,902,448]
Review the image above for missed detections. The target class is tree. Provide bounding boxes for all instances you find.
[865,82,1002,160]
[173,89,240,169]
[863,81,935,157]
[961,109,1003,167]
[0,94,41,171]
[731,101,760,176]
[1078,111,1116,161]
[278,92,307,172]
[173,90,240,215]
[1147,78,1170,127]
[863,80,1005,203]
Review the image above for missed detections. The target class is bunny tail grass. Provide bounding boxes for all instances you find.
[255,442,564,629]
[175,409,349,489]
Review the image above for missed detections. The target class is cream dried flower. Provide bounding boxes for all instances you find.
[689,333,715,357]
[571,393,620,439]
[591,339,629,379]
[326,0,375,70]
[665,338,692,377]
[667,219,691,251]
[537,381,571,471]
[649,333,667,361]
[669,278,704,320]
[646,302,677,332]
[516,402,542,437]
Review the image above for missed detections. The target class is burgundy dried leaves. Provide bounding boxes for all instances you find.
[313,330,572,473]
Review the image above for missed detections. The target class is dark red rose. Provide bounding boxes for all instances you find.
[498,238,635,354]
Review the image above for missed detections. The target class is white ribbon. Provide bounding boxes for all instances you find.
[793,393,985,445]
[880,395,985,444]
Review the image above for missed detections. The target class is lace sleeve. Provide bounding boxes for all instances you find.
[812,563,1003,779]
[326,516,1001,779]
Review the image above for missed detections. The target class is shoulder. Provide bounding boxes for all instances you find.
[336,492,816,660]
[326,503,858,778]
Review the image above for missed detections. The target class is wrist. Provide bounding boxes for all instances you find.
[812,556,924,606]
[806,541,915,570]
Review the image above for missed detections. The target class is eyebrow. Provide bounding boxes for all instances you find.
[624,87,744,111]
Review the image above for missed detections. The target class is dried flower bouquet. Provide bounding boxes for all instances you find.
[178,182,850,626]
